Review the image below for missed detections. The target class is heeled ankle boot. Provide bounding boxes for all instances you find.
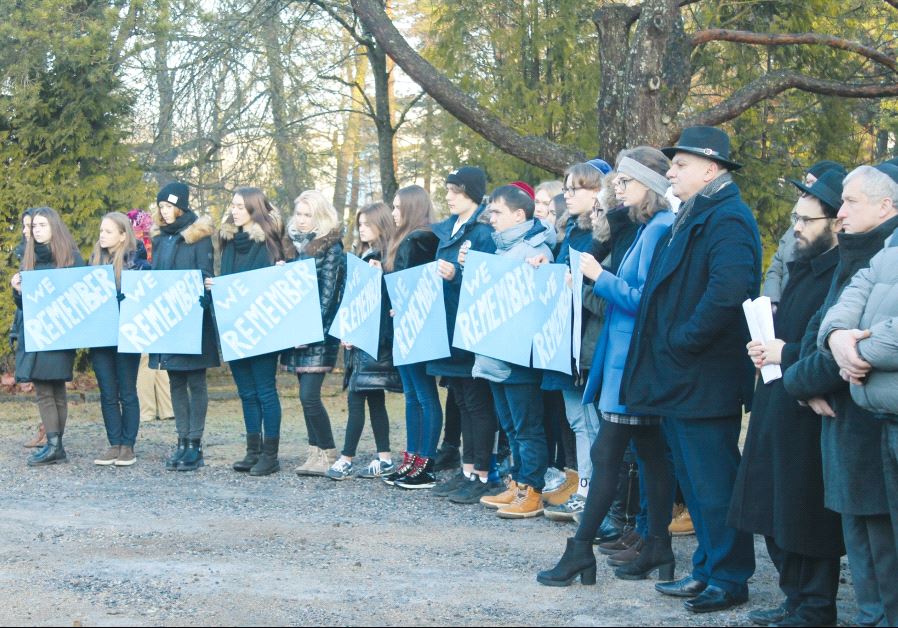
[614,534,675,581]
[166,438,189,470]
[27,432,67,466]
[536,538,597,586]
[176,439,204,471]
[233,433,262,472]
[249,437,280,476]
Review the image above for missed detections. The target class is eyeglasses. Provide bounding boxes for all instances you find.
[613,177,634,190]
[562,186,586,195]
[790,213,829,226]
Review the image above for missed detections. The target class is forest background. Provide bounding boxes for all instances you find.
[1,0,896,368]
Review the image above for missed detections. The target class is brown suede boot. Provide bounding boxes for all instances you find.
[294,445,322,475]
[497,484,544,519]
[542,468,579,506]
[24,423,47,448]
[94,446,120,466]
[599,528,640,555]
[480,480,518,509]
[669,504,695,536]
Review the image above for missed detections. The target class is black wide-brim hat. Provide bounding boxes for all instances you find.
[789,169,844,213]
[662,126,742,171]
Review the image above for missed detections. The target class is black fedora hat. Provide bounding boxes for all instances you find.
[662,126,742,171]
[789,169,844,213]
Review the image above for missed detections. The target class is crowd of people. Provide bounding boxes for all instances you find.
[8,124,898,626]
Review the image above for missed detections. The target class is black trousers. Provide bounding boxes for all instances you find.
[449,377,496,472]
[765,537,839,624]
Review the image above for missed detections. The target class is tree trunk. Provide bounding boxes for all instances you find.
[334,47,368,216]
[367,42,399,203]
[152,0,175,186]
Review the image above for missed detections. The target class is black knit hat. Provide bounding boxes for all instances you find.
[156,182,190,213]
[790,169,844,216]
[446,166,487,205]
[807,160,846,180]
[661,126,742,171]
[875,163,898,186]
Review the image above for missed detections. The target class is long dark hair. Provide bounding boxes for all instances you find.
[384,185,435,272]
[222,187,284,262]
[356,202,395,257]
[21,207,78,270]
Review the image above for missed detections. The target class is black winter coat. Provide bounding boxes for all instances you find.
[728,245,843,557]
[783,215,898,515]
[218,214,281,276]
[148,211,220,371]
[281,229,346,372]
[427,208,495,378]
[620,182,762,419]
[13,244,85,382]
[343,249,402,393]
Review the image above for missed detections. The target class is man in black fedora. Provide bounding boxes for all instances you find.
[728,169,845,626]
[619,126,761,613]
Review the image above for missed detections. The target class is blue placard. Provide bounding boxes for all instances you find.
[211,260,323,362]
[384,261,450,366]
[329,253,382,359]
[118,270,205,354]
[569,249,584,371]
[21,265,120,351]
[531,263,573,374]
[453,250,547,366]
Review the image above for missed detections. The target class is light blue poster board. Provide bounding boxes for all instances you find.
[118,269,204,354]
[329,253,382,359]
[531,263,573,374]
[212,260,323,362]
[384,261,450,366]
[22,265,119,351]
[569,249,584,371]
[453,250,547,366]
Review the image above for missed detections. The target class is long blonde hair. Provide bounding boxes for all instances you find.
[89,212,137,288]
[293,190,339,237]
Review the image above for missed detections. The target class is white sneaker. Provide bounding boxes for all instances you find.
[325,459,353,480]
[543,467,567,492]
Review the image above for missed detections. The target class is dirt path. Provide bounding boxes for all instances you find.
[0,387,858,626]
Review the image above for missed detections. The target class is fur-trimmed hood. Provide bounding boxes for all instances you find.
[150,209,216,244]
[219,208,283,244]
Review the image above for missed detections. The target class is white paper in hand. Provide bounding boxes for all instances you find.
[742,296,782,383]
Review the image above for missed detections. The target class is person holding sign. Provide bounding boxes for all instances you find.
[328,202,401,481]
[539,147,676,587]
[150,182,219,472]
[214,188,286,477]
[428,167,500,502]
[473,185,553,518]
[89,213,151,467]
[376,186,441,489]
[283,190,346,477]
[11,207,84,466]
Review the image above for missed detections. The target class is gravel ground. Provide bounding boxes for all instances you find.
[0,373,859,626]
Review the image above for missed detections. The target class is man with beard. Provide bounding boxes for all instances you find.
[729,169,844,627]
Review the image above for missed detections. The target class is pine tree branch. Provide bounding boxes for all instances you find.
[691,29,898,72]
[683,70,898,128]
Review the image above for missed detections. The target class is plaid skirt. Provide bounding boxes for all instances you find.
[602,411,662,427]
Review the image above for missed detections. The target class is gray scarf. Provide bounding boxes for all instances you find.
[670,173,733,240]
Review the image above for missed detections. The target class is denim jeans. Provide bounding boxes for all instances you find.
[397,363,443,457]
[229,351,281,438]
[91,348,141,446]
[562,388,600,487]
[489,381,547,490]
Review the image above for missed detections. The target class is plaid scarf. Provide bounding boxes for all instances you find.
[670,173,733,240]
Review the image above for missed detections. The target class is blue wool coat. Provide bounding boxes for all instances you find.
[619,182,762,419]
[426,205,496,378]
[583,210,674,411]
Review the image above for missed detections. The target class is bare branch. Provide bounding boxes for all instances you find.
[307,0,374,47]
[691,29,898,72]
[683,70,898,128]
[393,91,426,132]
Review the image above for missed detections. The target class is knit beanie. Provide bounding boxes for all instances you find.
[586,158,612,175]
[156,182,190,213]
[874,163,898,186]
[446,167,487,205]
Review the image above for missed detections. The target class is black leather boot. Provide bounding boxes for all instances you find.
[165,438,189,470]
[615,534,675,580]
[233,433,263,472]
[249,437,280,476]
[176,439,204,471]
[537,538,597,586]
[27,432,67,466]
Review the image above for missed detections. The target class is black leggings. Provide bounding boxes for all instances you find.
[575,418,674,541]
[298,372,335,449]
[342,390,390,457]
[450,377,496,472]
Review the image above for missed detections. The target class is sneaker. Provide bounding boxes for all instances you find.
[114,446,136,466]
[433,471,469,498]
[543,467,567,492]
[357,458,395,479]
[448,475,497,505]
[326,459,353,480]
[542,468,579,506]
[395,457,437,490]
[433,442,460,472]
[545,493,586,522]
[383,452,416,486]
[94,446,120,466]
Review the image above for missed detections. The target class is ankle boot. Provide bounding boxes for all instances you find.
[614,534,675,580]
[233,433,262,472]
[176,439,204,471]
[27,432,67,466]
[165,437,189,470]
[536,538,597,586]
[249,437,280,476]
